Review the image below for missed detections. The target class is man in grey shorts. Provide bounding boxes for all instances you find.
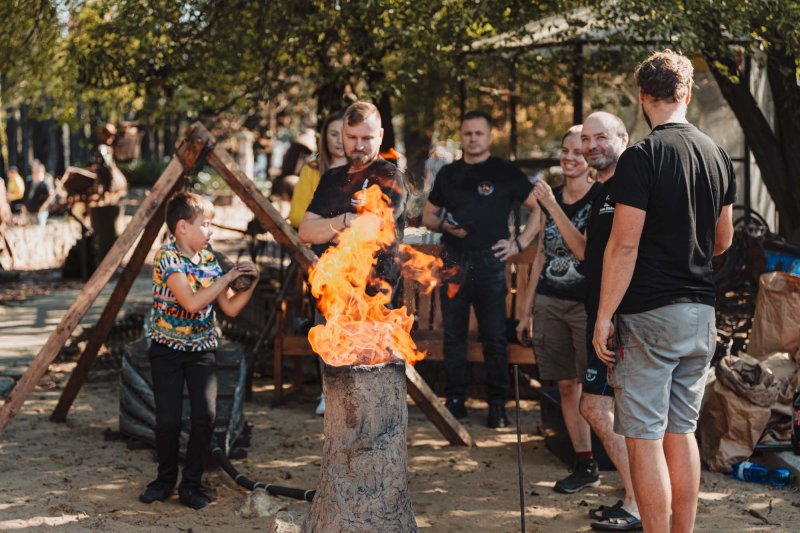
[593,50,735,533]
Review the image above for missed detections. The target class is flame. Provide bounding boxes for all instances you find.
[308,185,445,366]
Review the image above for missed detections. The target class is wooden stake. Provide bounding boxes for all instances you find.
[0,131,205,435]
[50,178,187,422]
[405,363,475,447]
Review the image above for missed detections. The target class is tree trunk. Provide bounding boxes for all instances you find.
[303,361,417,533]
[708,51,800,236]
[5,106,18,169]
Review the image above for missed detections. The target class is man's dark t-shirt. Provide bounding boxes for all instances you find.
[427,157,533,254]
[25,179,53,212]
[306,157,407,282]
[583,178,616,319]
[537,182,603,302]
[610,123,737,314]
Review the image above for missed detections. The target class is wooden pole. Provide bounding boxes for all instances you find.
[50,177,188,422]
[405,363,475,447]
[0,131,206,435]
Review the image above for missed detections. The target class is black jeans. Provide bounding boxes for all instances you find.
[440,249,508,405]
[149,341,217,489]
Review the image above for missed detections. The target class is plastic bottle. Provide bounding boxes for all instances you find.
[792,387,800,455]
[732,462,794,487]
[731,461,769,483]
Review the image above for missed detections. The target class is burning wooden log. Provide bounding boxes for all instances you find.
[302,361,417,533]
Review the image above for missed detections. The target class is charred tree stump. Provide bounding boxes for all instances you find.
[303,361,417,533]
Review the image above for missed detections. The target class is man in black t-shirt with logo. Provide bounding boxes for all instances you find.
[422,110,540,428]
[299,101,407,287]
[593,51,735,532]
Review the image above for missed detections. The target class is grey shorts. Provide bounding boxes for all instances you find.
[532,294,588,381]
[609,303,716,439]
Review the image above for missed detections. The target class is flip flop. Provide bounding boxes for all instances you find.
[590,506,642,531]
[588,500,623,520]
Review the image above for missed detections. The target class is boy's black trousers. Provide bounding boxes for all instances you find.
[148,341,217,489]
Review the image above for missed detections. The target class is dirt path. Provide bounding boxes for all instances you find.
[2,366,799,532]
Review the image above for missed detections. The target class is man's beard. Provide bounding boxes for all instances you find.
[642,104,653,129]
[346,149,375,169]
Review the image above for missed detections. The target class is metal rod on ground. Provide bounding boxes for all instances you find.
[514,364,526,533]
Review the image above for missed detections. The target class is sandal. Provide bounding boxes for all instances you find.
[588,500,623,520]
[590,506,642,531]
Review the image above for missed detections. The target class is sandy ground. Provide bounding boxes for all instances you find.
[2,362,800,533]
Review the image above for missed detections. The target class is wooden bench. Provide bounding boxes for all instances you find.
[272,243,537,405]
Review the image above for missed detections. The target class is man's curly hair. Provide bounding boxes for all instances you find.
[635,49,694,102]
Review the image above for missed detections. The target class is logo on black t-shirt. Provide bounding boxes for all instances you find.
[477,181,494,196]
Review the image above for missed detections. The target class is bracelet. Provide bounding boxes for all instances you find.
[514,237,523,252]
[343,212,349,228]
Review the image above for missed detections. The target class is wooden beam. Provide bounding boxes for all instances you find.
[201,136,316,271]
[405,363,475,447]
[50,178,187,422]
[0,131,206,435]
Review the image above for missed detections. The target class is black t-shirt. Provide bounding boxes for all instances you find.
[583,178,616,319]
[427,157,533,253]
[306,157,407,282]
[610,123,736,314]
[537,182,603,302]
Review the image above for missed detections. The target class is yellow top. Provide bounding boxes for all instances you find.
[288,163,322,228]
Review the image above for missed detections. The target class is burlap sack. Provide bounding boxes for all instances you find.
[748,272,800,357]
[699,355,779,472]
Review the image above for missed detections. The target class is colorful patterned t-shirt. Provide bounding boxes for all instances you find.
[149,242,223,351]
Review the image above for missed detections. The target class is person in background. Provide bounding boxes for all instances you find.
[5,166,25,217]
[423,110,540,429]
[21,160,54,226]
[288,110,348,416]
[516,125,603,492]
[288,110,347,229]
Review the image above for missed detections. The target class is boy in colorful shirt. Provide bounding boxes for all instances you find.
[140,191,257,509]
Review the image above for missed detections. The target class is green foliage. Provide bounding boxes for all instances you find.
[118,159,167,187]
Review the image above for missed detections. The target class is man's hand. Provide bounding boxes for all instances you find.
[492,237,521,261]
[592,318,616,366]
[441,220,467,238]
[533,181,557,211]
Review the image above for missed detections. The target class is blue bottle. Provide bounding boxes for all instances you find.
[769,467,793,487]
[732,462,794,487]
[731,461,769,483]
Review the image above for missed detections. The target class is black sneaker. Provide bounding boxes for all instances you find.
[444,398,468,419]
[487,404,509,428]
[139,480,174,503]
[178,487,212,510]
[554,458,600,493]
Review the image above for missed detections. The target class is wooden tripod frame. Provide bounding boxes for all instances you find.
[0,123,473,447]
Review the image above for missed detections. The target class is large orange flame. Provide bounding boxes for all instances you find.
[307,185,445,366]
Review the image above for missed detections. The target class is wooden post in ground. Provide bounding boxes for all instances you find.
[0,131,206,435]
[50,177,187,422]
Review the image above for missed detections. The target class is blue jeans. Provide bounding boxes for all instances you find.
[440,249,508,405]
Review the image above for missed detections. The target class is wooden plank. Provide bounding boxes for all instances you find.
[405,363,474,447]
[50,177,188,422]
[0,132,205,435]
[201,136,316,272]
